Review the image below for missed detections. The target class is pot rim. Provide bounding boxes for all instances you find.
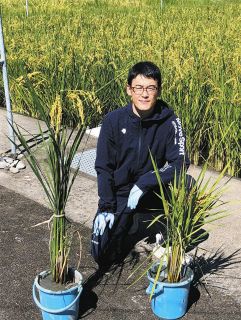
[147,264,194,288]
[34,268,83,294]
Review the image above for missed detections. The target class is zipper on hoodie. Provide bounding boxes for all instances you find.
[137,120,142,169]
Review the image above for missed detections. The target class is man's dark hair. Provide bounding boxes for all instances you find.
[127,61,162,88]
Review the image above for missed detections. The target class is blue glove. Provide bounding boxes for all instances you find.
[93,212,115,236]
[127,185,143,210]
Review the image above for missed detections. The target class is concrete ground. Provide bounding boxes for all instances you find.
[0,108,241,319]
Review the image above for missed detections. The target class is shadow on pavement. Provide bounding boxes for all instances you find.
[188,246,241,310]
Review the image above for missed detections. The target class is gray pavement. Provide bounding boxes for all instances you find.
[0,108,241,319]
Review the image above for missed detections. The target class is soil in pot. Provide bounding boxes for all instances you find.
[149,264,192,284]
[39,269,81,291]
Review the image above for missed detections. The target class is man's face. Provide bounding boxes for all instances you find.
[126,75,160,117]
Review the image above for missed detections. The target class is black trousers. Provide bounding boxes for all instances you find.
[96,208,164,266]
[96,174,196,266]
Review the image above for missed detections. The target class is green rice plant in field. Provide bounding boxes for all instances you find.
[1,0,240,177]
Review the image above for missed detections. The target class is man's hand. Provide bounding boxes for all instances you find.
[93,212,115,236]
[127,185,143,210]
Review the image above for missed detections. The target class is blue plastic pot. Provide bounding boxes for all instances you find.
[33,269,83,320]
[146,264,193,320]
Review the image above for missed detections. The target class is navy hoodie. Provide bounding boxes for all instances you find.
[95,100,190,215]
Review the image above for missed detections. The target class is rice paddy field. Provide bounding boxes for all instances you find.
[1,0,241,177]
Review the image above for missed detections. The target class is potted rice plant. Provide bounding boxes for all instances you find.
[130,154,229,320]
[11,85,99,320]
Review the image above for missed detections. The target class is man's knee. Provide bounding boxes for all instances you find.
[186,174,196,192]
[168,174,196,192]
